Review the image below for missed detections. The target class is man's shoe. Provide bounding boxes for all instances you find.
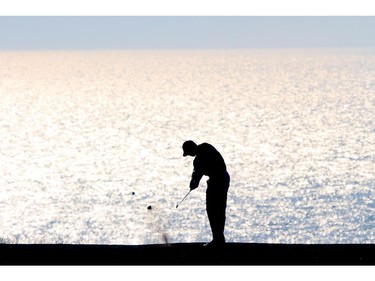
[203,239,225,248]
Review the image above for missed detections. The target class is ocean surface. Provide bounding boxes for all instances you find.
[0,49,374,244]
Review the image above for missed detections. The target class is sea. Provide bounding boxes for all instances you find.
[0,48,374,244]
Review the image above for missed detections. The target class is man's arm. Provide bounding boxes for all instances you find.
[190,169,203,190]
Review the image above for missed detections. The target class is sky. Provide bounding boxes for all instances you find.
[0,16,375,50]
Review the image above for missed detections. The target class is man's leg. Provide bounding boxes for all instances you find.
[206,174,230,244]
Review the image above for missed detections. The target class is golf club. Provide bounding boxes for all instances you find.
[176,190,192,208]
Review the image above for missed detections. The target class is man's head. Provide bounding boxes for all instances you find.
[182,140,198,157]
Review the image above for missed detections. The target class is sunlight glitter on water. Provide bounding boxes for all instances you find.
[0,49,374,244]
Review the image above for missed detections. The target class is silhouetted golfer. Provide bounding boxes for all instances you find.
[182,140,230,247]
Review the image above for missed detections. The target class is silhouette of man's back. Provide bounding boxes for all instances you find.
[192,143,227,179]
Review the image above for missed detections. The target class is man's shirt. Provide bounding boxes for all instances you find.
[191,143,227,183]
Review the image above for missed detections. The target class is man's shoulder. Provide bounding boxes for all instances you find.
[198,142,213,150]
[197,143,217,154]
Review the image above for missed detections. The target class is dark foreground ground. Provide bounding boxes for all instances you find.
[1,243,375,265]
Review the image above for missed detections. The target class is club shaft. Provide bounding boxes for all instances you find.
[176,190,191,208]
